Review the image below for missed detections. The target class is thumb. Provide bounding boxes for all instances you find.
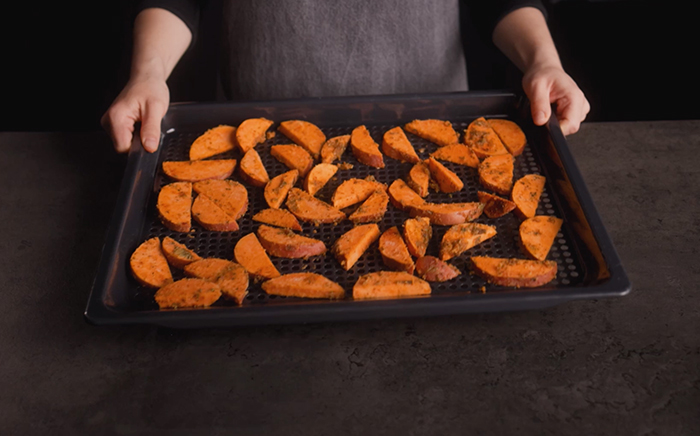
[140,100,166,153]
[527,79,552,126]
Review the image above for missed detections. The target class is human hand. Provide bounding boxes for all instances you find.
[101,78,170,153]
[522,65,590,136]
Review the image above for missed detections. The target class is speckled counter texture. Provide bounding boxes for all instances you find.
[0,122,698,436]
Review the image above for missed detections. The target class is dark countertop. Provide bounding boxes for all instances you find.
[1,121,698,435]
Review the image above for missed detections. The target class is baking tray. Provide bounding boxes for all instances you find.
[85,91,630,328]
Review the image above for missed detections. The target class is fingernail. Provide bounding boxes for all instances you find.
[144,138,158,152]
[536,111,547,124]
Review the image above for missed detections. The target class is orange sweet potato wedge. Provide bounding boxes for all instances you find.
[403,217,432,258]
[265,169,299,209]
[239,149,270,187]
[162,160,237,182]
[440,223,497,260]
[257,224,327,259]
[286,188,346,224]
[464,117,509,159]
[404,119,458,147]
[353,271,431,300]
[192,194,239,231]
[388,179,426,211]
[271,144,314,177]
[320,135,351,164]
[348,190,389,223]
[236,118,273,153]
[512,174,546,219]
[261,273,345,299]
[252,208,302,231]
[161,236,202,269]
[215,262,249,305]
[157,182,192,232]
[471,257,557,288]
[409,202,484,226]
[234,233,280,280]
[189,125,237,161]
[331,178,387,209]
[415,256,461,282]
[304,163,338,196]
[332,223,381,270]
[430,143,479,167]
[184,258,233,280]
[488,118,526,156]
[350,125,385,168]
[278,120,326,159]
[520,215,563,261]
[477,191,516,219]
[427,157,464,193]
[382,127,420,163]
[192,180,248,221]
[407,161,431,197]
[478,154,514,195]
[155,278,221,309]
[130,237,173,288]
[379,226,415,274]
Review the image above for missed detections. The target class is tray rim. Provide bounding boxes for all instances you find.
[84,91,631,328]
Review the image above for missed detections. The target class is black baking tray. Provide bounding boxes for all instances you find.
[85,91,630,328]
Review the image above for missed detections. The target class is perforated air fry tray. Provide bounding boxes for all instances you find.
[85,92,630,328]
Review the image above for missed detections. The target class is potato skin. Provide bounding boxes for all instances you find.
[415,256,461,282]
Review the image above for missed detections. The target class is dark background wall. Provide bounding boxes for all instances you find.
[1,0,696,132]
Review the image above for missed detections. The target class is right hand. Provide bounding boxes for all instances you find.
[101,77,170,153]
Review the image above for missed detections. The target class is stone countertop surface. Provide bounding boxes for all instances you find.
[0,121,698,435]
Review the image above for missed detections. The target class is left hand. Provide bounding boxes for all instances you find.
[522,65,590,135]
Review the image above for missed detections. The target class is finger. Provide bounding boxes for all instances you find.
[104,109,135,153]
[140,100,167,153]
[527,79,552,126]
[556,94,585,136]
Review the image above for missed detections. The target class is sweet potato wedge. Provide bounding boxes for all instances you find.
[512,174,546,219]
[265,169,299,209]
[353,271,431,300]
[192,194,239,231]
[130,237,173,288]
[304,163,338,196]
[252,208,302,231]
[379,226,415,274]
[520,216,563,261]
[215,262,249,305]
[415,256,461,282]
[350,125,384,168]
[388,179,426,211]
[233,233,280,280]
[440,223,497,260]
[155,278,221,309]
[331,178,387,209]
[403,217,432,258]
[278,120,326,159]
[192,180,248,221]
[189,125,237,161]
[407,161,431,197]
[430,143,479,167]
[332,223,381,270]
[427,157,464,193]
[409,202,484,226]
[257,224,327,259]
[161,236,202,269]
[478,154,514,195]
[348,190,389,223]
[184,258,233,280]
[488,118,526,156]
[471,257,557,288]
[382,126,420,163]
[162,159,237,182]
[404,119,458,147]
[477,191,516,219]
[239,149,270,187]
[464,117,509,159]
[286,188,346,224]
[157,182,192,232]
[236,118,273,153]
[270,144,314,177]
[320,135,351,164]
[261,273,345,299]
